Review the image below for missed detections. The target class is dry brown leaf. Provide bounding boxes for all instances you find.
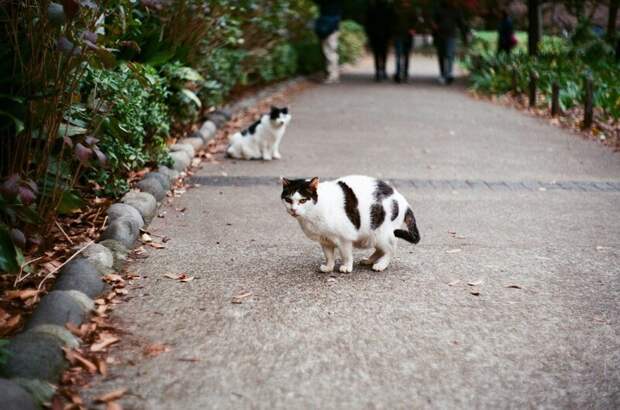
[106,402,123,410]
[96,357,108,376]
[232,291,252,304]
[63,348,98,374]
[143,343,170,357]
[148,242,166,249]
[103,273,125,283]
[164,273,194,282]
[95,388,128,403]
[4,288,39,301]
[0,314,22,337]
[470,290,481,296]
[505,284,522,289]
[90,333,120,352]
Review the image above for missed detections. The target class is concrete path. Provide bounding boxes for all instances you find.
[84,56,620,409]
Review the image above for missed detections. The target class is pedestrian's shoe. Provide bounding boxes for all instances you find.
[437,76,447,85]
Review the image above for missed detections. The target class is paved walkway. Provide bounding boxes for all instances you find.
[84,56,620,409]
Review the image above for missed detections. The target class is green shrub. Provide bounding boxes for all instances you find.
[338,20,367,65]
[464,24,620,120]
[81,63,171,196]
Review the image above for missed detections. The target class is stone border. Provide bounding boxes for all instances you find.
[0,117,222,408]
[0,75,309,407]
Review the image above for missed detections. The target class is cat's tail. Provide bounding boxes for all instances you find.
[394,208,420,244]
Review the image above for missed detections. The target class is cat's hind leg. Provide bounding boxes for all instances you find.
[372,232,396,272]
[338,241,354,273]
[320,244,336,273]
[360,249,384,266]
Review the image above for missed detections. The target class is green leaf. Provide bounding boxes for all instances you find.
[57,191,84,214]
[0,110,25,135]
[180,89,202,108]
[57,123,87,137]
[0,225,20,273]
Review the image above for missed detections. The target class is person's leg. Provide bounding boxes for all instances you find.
[322,30,340,83]
[379,41,388,79]
[445,36,456,83]
[403,34,413,82]
[435,36,446,81]
[394,37,403,82]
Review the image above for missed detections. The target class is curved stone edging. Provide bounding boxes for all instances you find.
[0,117,220,407]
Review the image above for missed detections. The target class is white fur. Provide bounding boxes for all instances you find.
[282,175,413,273]
[227,112,291,160]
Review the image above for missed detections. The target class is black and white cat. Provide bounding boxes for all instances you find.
[227,106,291,160]
[281,175,420,273]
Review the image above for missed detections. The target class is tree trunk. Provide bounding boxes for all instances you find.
[528,0,540,56]
[608,0,619,42]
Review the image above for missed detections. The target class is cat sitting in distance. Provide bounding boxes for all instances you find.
[281,175,420,273]
[227,106,291,160]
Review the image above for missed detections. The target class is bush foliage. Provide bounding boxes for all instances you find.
[463,25,620,120]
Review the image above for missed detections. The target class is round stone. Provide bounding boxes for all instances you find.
[27,290,92,330]
[137,178,167,202]
[121,191,157,223]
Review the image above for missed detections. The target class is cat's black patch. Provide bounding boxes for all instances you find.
[394,208,420,244]
[374,180,394,201]
[244,119,261,136]
[270,106,287,120]
[370,203,386,229]
[281,178,318,203]
[390,199,399,221]
[338,181,360,230]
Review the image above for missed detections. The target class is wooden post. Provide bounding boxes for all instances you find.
[551,82,560,117]
[529,71,538,108]
[583,75,593,129]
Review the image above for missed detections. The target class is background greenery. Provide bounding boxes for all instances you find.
[0,0,366,273]
[463,25,620,120]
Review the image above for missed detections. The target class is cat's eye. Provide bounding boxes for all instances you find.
[299,199,307,204]
[285,198,293,204]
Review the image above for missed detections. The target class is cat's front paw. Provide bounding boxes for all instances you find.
[273,152,282,159]
[319,264,334,273]
[339,264,353,273]
[262,156,273,161]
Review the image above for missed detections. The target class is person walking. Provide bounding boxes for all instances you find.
[365,0,394,82]
[432,0,468,85]
[314,0,344,84]
[497,10,516,54]
[392,0,417,83]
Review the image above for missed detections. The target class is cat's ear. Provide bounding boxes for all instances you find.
[280,177,290,187]
[309,177,319,191]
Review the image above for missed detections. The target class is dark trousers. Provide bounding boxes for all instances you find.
[394,34,413,81]
[370,39,389,80]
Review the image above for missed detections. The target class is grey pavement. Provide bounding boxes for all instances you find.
[83,56,620,409]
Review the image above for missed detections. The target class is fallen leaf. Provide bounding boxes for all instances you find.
[448,280,460,286]
[505,284,522,289]
[164,273,194,282]
[96,357,108,376]
[95,388,127,403]
[114,288,129,295]
[470,290,480,296]
[143,343,170,357]
[148,242,166,249]
[446,249,462,254]
[467,280,484,286]
[103,273,125,283]
[175,207,186,212]
[4,288,39,301]
[177,357,201,362]
[231,291,252,304]
[106,402,123,410]
[63,348,98,374]
[91,333,120,352]
[0,314,21,336]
